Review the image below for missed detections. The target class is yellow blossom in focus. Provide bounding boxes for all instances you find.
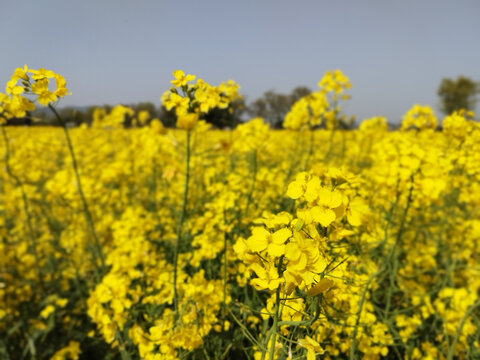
[5,78,25,95]
[29,67,55,80]
[31,78,57,105]
[53,74,71,97]
[12,65,29,81]
[170,70,196,87]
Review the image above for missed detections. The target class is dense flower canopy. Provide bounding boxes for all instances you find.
[1,67,480,360]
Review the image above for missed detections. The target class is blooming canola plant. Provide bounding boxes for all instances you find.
[0,67,480,359]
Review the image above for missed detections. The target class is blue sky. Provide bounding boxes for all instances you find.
[1,0,479,123]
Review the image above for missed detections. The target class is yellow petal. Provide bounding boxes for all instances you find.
[285,243,301,261]
[347,210,362,226]
[250,263,267,279]
[286,181,304,199]
[246,227,269,252]
[271,227,292,244]
[347,197,367,226]
[172,69,185,79]
[284,270,302,295]
[333,203,345,219]
[289,253,307,271]
[311,206,336,227]
[267,243,285,257]
[329,190,343,208]
[185,74,196,82]
[306,278,334,296]
[304,177,320,202]
[317,187,332,206]
[251,278,268,290]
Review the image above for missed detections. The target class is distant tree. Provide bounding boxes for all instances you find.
[131,102,158,119]
[84,106,98,126]
[6,116,33,126]
[58,107,87,126]
[158,106,177,128]
[204,98,246,129]
[437,76,479,115]
[247,91,289,127]
[290,86,311,101]
[246,86,311,128]
[30,108,53,124]
[158,98,246,129]
[74,105,112,126]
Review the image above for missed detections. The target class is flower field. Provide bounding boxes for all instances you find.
[1,67,480,359]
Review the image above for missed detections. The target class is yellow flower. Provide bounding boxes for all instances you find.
[286,172,308,199]
[1,93,35,117]
[298,336,324,360]
[55,298,68,308]
[50,341,81,360]
[267,227,291,257]
[170,70,196,87]
[136,110,150,126]
[359,116,388,132]
[53,74,71,97]
[306,277,334,296]
[401,104,437,130]
[29,67,55,80]
[5,78,24,95]
[12,65,29,81]
[346,197,368,226]
[163,92,189,112]
[150,118,166,134]
[250,262,283,291]
[246,227,291,255]
[40,304,55,319]
[246,227,270,253]
[310,187,342,227]
[31,78,57,105]
[176,112,198,131]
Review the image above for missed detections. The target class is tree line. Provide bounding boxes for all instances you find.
[8,76,480,128]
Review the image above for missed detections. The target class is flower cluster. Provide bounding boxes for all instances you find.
[0,65,70,123]
[284,70,351,130]
[161,70,242,130]
[1,66,480,360]
[401,104,437,131]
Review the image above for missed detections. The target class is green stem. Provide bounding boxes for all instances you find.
[48,104,105,279]
[222,211,228,329]
[229,311,262,348]
[350,270,382,360]
[267,287,282,360]
[384,174,415,317]
[447,300,480,360]
[116,327,132,360]
[263,256,285,360]
[389,174,415,260]
[173,130,191,320]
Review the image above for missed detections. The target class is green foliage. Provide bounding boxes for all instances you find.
[437,76,479,115]
[203,98,246,129]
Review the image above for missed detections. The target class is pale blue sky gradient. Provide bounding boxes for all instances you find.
[1,0,479,123]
